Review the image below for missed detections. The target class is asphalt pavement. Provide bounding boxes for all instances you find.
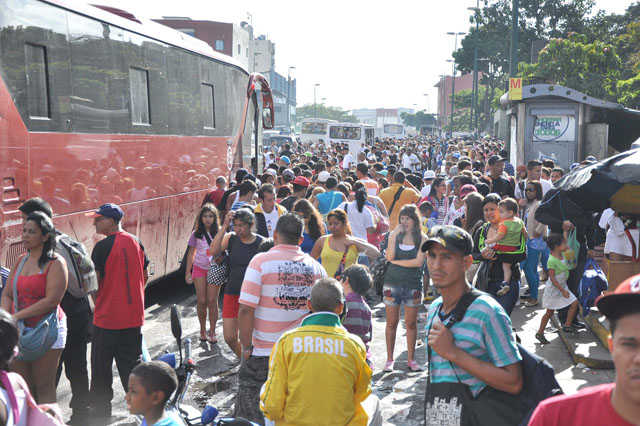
[55,275,615,426]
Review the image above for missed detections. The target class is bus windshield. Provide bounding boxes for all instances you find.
[302,122,328,135]
[384,124,403,134]
[330,126,361,139]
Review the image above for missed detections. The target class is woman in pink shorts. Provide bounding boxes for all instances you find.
[185,203,221,343]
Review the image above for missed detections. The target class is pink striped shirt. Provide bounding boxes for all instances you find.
[238,244,327,357]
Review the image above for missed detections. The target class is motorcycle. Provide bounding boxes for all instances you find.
[158,304,260,426]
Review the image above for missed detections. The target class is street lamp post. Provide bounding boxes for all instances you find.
[314,83,320,117]
[468,3,480,139]
[446,31,466,138]
[477,58,490,136]
[423,93,429,114]
[287,66,295,129]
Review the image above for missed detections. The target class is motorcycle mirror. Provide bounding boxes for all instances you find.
[200,405,219,424]
[170,304,182,341]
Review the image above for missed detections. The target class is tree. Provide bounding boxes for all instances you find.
[400,111,437,129]
[294,104,359,125]
[520,33,621,100]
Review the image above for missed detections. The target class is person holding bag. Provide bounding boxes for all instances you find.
[0,212,68,404]
[310,209,379,278]
[185,203,220,344]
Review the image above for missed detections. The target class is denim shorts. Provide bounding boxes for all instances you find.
[382,284,423,307]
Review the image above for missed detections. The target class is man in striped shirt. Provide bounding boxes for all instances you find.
[423,225,523,421]
[236,213,327,424]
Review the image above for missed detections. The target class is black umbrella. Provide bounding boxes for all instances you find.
[553,148,640,214]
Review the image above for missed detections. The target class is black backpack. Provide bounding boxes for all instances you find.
[443,288,563,425]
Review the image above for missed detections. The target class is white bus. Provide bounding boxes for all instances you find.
[299,118,337,144]
[327,123,375,156]
[378,123,406,139]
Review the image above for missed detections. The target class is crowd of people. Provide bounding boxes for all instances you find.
[0,134,639,426]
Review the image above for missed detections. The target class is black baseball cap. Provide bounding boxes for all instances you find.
[488,155,508,165]
[421,225,473,256]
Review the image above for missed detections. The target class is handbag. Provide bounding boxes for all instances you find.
[0,370,65,426]
[12,254,59,362]
[369,234,391,296]
[207,233,236,286]
[472,261,491,292]
[563,229,578,270]
[207,253,228,286]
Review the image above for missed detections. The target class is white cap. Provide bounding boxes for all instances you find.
[423,170,436,179]
[317,170,331,183]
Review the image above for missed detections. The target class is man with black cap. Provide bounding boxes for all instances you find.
[529,274,640,425]
[487,155,515,198]
[422,225,524,423]
[85,203,150,421]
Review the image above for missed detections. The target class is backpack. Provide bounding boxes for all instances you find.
[578,258,608,315]
[444,288,563,426]
[55,232,98,298]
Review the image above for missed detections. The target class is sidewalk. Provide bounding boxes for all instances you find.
[368,285,615,425]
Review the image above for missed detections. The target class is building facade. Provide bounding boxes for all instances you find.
[434,73,476,124]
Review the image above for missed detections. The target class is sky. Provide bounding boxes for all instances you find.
[83,0,634,113]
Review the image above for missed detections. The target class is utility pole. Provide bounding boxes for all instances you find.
[446,31,465,138]
[314,83,320,117]
[509,0,519,79]
[468,1,480,139]
[287,66,295,129]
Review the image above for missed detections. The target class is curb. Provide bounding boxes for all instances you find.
[550,315,613,369]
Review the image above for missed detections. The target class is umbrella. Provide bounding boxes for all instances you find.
[553,148,640,214]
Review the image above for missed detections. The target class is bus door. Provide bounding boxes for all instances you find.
[245,73,274,175]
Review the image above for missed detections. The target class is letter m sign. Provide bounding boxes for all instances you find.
[509,78,523,100]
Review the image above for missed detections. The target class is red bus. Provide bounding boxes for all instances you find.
[0,0,274,282]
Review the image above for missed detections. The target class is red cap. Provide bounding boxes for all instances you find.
[292,176,310,187]
[460,184,477,198]
[595,273,640,319]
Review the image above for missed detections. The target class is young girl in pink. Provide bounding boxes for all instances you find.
[185,203,220,343]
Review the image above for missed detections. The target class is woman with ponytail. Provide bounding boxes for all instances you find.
[337,187,376,241]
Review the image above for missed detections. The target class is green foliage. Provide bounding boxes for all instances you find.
[520,33,621,100]
[400,111,437,128]
[294,104,358,125]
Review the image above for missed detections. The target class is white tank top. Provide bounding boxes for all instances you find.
[0,385,28,426]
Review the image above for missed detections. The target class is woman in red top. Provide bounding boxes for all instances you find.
[0,212,68,403]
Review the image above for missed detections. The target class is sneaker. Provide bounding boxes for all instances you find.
[496,282,510,297]
[535,333,550,344]
[407,360,422,371]
[562,326,580,335]
[523,298,538,307]
[383,360,394,372]
[572,321,587,330]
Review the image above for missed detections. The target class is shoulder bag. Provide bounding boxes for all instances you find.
[424,289,529,426]
[333,240,351,281]
[12,254,59,362]
[388,187,405,216]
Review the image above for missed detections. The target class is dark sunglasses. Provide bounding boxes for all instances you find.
[525,188,536,192]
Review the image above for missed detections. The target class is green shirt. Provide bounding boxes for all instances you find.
[501,217,524,246]
[547,254,568,276]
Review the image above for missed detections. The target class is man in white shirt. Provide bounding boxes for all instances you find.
[342,146,354,170]
[401,148,420,172]
[255,184,287,238]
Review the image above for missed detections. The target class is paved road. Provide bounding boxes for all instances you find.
[55,275,615,425]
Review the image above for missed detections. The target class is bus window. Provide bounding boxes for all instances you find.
[384,124,403,134]
[330,126,361,140]
[302,122,327,135]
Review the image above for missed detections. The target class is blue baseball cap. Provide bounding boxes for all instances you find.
[85,203,124,220]
[280,155,291,165]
